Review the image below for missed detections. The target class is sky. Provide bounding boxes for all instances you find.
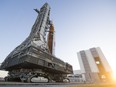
[0,0,116,77]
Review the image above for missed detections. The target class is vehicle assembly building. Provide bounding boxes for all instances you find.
[77,47,112,83]
[0,3,73,82]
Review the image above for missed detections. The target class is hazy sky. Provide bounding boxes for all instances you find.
[0,0,116,75]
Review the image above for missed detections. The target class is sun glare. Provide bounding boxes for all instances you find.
[112,71,116,81]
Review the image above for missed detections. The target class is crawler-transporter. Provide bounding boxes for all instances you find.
[0,3,73,82]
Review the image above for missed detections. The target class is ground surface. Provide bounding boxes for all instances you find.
[0,82,80,87]
[70,83,116,87]
[0,82,116,87]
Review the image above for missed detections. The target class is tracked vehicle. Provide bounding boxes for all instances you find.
[0,3,73,82]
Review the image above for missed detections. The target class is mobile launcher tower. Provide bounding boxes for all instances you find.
[77,47,112,83]
[0,3,73,82]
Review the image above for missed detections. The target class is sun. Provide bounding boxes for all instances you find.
[112,70,116,81]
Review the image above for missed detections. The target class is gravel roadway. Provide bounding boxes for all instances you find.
[0,82,81,87]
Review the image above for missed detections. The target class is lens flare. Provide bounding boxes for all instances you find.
[112,71,116,81]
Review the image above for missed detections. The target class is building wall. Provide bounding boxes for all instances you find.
[85,50,99,73]
[77,52,85,73]
[96,47,112,72]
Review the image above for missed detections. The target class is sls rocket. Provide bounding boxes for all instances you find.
[47,21,55,55]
